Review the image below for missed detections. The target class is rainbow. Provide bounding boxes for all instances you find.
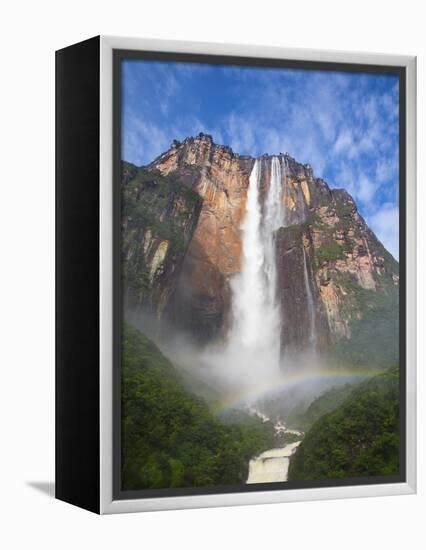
[212,366,380,414]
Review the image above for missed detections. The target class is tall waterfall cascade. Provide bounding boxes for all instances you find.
[226,159,279,375]
[224,157,287,386]
[205,155,318,394]
[227,156,318,383]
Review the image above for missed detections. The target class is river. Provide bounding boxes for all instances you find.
[246,408,303,484]
[246,441,301,483]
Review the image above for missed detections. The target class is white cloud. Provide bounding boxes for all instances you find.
[368,203,399,260]
[316,110,336,142]
[334,163,356,195]
[333,129,354,155]
[333,165,378,208]
[123,113,170,166]
[357,174,377,204]
[375,157,398,183]
[225,112,257,155]
[363,96,379,124]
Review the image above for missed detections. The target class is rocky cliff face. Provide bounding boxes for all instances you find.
[121,164,202,317]
[148,135,254,341]
[122,134,399,365]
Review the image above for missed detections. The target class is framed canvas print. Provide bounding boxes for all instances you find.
[56,36,416,514]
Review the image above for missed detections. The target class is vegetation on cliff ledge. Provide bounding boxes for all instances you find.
[315,241,346,265]
[121,324,275,491]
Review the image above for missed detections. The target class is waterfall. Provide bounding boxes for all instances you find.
[302,245,317,350]
[281,156,289,227]
[230,159,270,350]
[263,157,283,307]
[226,158,283,385]
[265,157,284,232]
[204,154,317,394]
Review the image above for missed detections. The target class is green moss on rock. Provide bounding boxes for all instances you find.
[316,241,346,265]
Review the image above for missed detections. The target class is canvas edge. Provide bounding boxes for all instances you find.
[99,35,417,514]
[404,55,417,496]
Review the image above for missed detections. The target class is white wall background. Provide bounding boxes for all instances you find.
[0,1,424,548]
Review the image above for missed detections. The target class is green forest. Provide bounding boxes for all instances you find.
[121,324,275,490]
[122,323,400,489]
[288,366,400,481]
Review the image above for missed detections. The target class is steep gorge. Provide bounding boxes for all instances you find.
[121,133,399,368]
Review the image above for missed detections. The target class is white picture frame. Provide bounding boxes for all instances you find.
[99,36,416,514]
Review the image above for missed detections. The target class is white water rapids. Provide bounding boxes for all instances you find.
[246,409,303,483]
[246,442,301,483]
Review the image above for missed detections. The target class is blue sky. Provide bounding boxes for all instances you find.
[122,60,400,259]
